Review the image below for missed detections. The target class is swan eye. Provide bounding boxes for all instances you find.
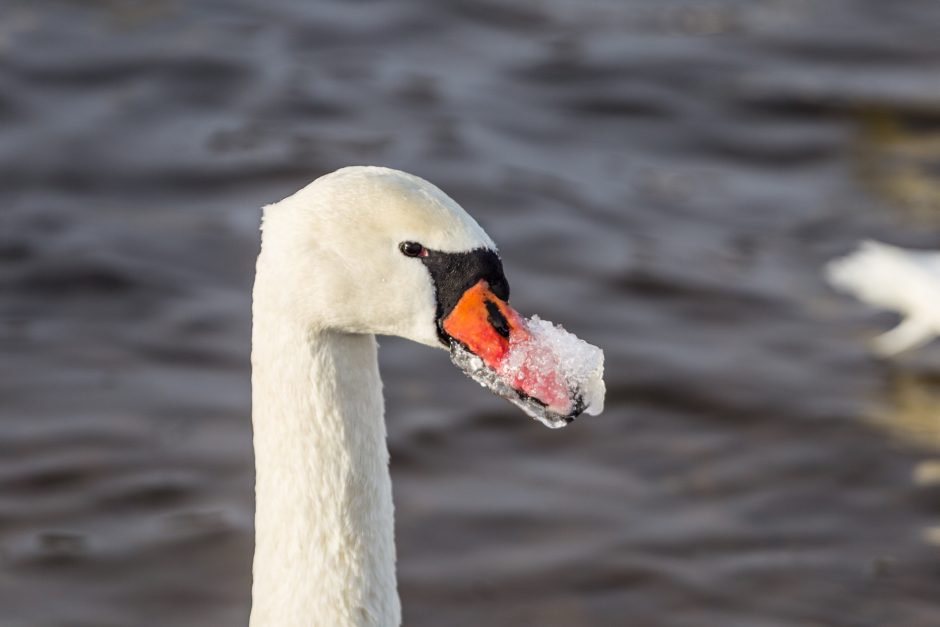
[400,241,427,258]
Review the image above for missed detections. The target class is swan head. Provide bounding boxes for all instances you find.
[257,166,601,427]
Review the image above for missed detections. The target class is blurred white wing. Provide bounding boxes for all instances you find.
[825,241,940,356]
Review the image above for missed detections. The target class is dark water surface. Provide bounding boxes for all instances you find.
[3,1,940,625]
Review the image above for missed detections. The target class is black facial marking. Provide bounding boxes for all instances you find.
[418,247,510,344]
[485,300,510,339]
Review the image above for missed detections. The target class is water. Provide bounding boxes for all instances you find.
[2,0,940,625]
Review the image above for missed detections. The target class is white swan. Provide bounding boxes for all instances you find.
[250,166,603,627]
[827,240,940,355]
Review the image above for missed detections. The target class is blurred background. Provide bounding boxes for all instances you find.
[2,0,940,625]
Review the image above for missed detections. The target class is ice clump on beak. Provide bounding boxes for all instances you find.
[450,314,605,429]
[502,315,605,419]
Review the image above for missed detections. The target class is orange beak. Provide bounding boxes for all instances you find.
[442,280,575,417]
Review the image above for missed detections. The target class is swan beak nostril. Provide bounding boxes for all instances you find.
[484,300,511,339]
[441,280,527,367]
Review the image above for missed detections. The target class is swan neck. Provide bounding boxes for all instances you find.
[250,307,400,627]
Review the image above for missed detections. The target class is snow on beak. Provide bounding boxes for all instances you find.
[441,280,605,428]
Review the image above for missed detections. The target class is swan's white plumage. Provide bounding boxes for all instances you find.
[251,167,495,627]
[826,240,940,355]
[257,166,495,349]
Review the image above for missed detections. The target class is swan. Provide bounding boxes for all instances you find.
[250,166,604,627]
[827,240,940,355]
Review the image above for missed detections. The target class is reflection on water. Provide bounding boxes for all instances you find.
[882,371,940,548]
[857,108,940,223]
[883,371,940,452]
[914,460,940,486]
[926,526,940,547]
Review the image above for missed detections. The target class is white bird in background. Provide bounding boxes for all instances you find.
[250,166,604,627]
[826,240,940,356]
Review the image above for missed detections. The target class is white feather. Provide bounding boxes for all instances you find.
[826,240,940,355]
[250,167,494,626]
